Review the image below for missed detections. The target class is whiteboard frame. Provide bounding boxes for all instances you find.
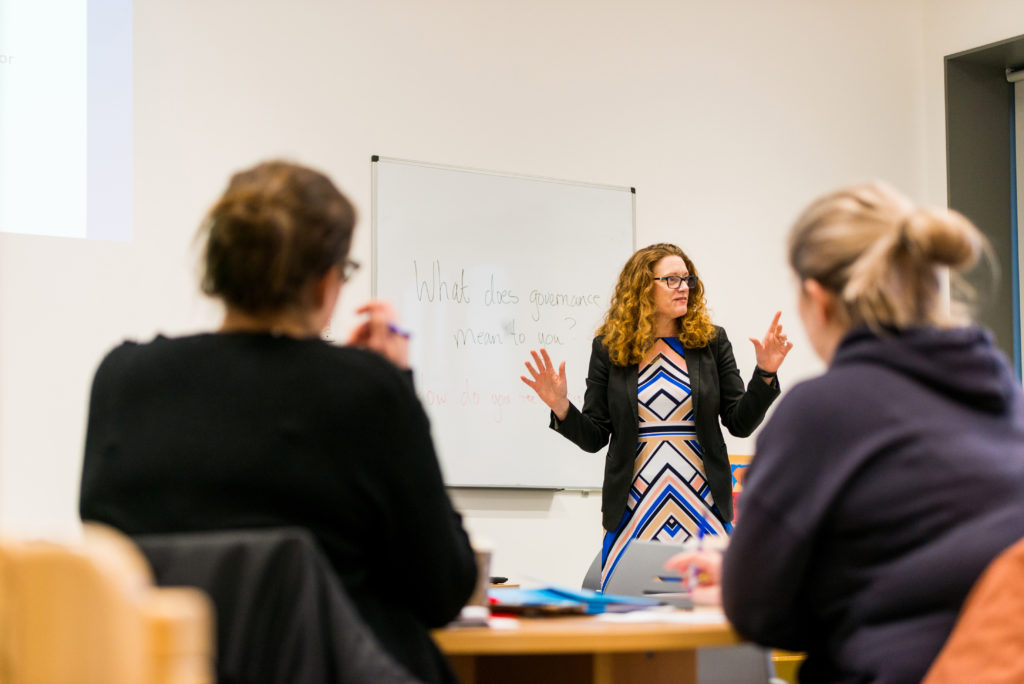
[370,155,636,489]
[371,156,637,297]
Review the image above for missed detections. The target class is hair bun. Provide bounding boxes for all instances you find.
[901,207,982,271]
[199,160,356,315]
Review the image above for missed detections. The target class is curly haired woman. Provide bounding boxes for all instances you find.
[521,243,792,589]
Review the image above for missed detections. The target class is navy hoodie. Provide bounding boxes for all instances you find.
[724,326,1024,684]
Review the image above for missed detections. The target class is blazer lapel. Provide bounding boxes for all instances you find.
[686,344,701,412]
[627,363,639,424]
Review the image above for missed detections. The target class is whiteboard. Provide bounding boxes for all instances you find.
[372,157,636,488]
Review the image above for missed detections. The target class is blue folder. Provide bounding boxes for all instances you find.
[489,585,661,615]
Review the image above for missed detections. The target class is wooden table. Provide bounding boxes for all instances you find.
[433,610,741,684]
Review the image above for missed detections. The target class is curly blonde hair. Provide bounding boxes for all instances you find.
[597,243,716,366]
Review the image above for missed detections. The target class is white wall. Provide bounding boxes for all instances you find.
[921,1,1024,211]
[4,0,1018,585]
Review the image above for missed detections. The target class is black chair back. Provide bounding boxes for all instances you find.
[135,527,422,684]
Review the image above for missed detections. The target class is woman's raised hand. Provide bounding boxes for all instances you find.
[749,310,793,374]
[520,348,571,420]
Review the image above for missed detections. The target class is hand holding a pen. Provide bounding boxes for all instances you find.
[348,300,411,369]
[664,549,723,606]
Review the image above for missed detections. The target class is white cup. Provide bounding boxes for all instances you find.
[466,543,492,608]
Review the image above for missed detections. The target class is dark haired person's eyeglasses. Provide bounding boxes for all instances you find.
[655,275,698,290]
[342,259,361,282]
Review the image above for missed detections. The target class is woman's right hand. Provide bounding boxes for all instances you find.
[520,348,570,420]
[347,300,410,369]
[664,551,724,606]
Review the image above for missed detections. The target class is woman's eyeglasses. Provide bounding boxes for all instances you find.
[341,258,361,282]
[655,275,699,290]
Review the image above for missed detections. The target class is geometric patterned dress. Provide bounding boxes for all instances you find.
[600,337,732,591]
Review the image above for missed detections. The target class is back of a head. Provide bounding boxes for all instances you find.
[199,160,357,315]
[787,181,986,330]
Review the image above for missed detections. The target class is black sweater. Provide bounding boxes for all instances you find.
[80,332,476,684]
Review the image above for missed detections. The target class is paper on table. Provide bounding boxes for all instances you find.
[596,609,729,625]
[488,616,520,629]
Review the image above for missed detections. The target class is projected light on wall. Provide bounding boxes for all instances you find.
[0,0,132,240]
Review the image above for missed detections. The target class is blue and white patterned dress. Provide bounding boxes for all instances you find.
[600,337,731,590]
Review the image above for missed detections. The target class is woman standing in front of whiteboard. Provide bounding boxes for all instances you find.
[521,243,792,589]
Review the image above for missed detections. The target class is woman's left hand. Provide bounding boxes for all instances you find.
[749,311,793,374]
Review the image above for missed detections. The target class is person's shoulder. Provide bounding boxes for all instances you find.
[90,335,205,398]
[696,325,729,356]
[768,374,832,415]
[751,374,851,473]
[591,335,613,360]
[108,332,213,353]
[99,338,142,364]
[763,364,887,435]
[94,333,186,373]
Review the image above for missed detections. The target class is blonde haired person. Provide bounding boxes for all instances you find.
[521,243,792,589]
[667,182,1024,683]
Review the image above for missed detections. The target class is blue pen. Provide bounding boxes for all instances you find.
[387,323,412,339]
[688,527,705,594]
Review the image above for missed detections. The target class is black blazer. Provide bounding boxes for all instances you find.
[551,328,780,531]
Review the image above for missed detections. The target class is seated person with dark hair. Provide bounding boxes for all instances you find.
[80,160,476,684]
